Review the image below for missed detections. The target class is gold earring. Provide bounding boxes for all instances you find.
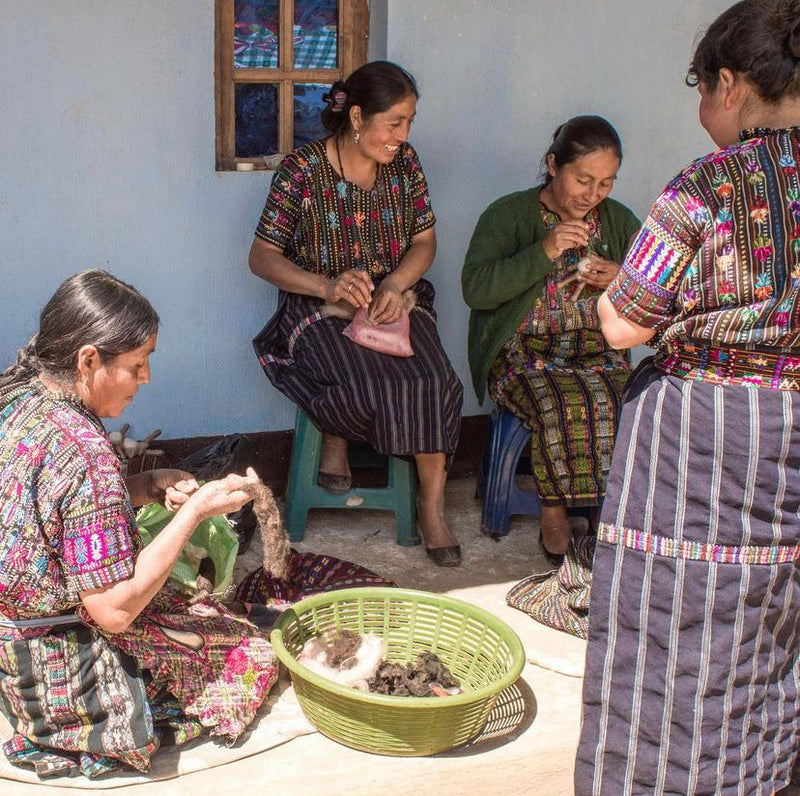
[81,374,89,392]
[354,130,361,145]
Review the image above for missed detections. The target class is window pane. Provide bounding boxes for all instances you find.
[235,84,278,157]
[294,83,328,149]
[294,1,338,69]
[234,1,278,69]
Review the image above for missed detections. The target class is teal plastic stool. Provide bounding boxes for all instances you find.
[284,410,419,546]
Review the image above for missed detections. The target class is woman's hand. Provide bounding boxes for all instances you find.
[542,220,590,261]
[368,278,405,324]
[124,468,197,509]
[145,469,199,512]
[80,469,259,634]
[325,269,374,310]
[578,257,620,290]
[179,471,258,525]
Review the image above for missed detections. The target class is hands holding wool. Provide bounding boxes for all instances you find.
[325,270,406,324]
[576,256,620,290]
[128,467,260,517]
[326,268,374,310]
[556,255,621,301]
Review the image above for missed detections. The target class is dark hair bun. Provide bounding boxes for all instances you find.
[787,13,800,58]
[688,0,800,102]
[320,61,418,136]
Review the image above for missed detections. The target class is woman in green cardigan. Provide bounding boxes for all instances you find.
[462,116,640,561]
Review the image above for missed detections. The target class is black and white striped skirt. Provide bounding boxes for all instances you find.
[576,360,800,796]
[253,280,463,462]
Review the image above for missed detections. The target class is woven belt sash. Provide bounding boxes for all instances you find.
[598,524,800,565]
[0,613,80,629]
[655,341,800,391]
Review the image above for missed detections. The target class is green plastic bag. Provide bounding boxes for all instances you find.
[136,503,239,595]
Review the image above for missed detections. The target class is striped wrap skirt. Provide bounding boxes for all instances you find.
[253,279,463,463]
[489,329,630,507]
[576,360,800,796]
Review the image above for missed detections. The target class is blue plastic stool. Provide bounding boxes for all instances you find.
[478,407,542,538]
[284,410,419,546]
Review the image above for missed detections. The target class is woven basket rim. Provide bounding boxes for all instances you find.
[270,587,526,708]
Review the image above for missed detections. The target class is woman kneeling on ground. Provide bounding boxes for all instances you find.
[0,270,277,779]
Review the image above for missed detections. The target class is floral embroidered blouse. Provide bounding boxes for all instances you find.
[255,138,436,280]
[0,380,138,626]
[608,126,800,351]
[518,202,608,336]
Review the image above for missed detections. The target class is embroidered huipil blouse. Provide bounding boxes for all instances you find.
[608,127,800,386]
[255,139,436,279]
[0,381,137,630]
[519,203,607,336]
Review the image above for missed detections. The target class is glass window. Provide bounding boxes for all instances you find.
[234,1,279,69]
[293,83,328,149]
[216,0,368,170]
[235,84,279,157]
[293,1,338,69]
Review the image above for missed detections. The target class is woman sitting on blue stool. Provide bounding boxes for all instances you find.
[462,116,640,562]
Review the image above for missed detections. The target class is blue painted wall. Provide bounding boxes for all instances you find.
[0,0,730,438]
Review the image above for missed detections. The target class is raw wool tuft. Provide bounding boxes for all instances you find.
[242,474,292,581]
[368,651,461,697]
[297,629,386,691]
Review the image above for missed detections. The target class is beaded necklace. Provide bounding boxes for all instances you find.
[333,135,382,277]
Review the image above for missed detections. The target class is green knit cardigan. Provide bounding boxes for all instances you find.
[461,185,641,403]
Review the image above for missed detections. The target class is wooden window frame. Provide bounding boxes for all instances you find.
[215,0,369,171]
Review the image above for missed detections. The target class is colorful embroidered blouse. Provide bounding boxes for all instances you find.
[608,127,800,352]
[0,381,138,625]
[517,203,607,335]
[255,138,436,279]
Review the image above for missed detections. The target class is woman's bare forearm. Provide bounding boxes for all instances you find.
[249,237,331,298]
[381,228,436,292]
[80,505,203,632]
[598,292,656,349]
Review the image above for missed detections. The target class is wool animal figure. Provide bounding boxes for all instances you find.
[108,424,164,460]
[297,628,386,691]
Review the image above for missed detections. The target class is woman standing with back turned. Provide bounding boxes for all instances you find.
[576,2,800,793]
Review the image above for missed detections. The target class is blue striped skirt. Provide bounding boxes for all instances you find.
[576,360,800,795]
[253,279,463,462]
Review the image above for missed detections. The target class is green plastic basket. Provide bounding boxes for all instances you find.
[271,587,525,756]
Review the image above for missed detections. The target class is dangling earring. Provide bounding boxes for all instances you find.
[354,129,361,145]
[81,374,89,393]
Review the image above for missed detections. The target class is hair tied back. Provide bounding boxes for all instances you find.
[788,13,800,59]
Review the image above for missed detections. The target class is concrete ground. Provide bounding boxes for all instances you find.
[2,477,797,795]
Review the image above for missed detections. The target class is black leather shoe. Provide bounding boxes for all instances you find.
[426,545,462,567]
[317,471,352,495]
